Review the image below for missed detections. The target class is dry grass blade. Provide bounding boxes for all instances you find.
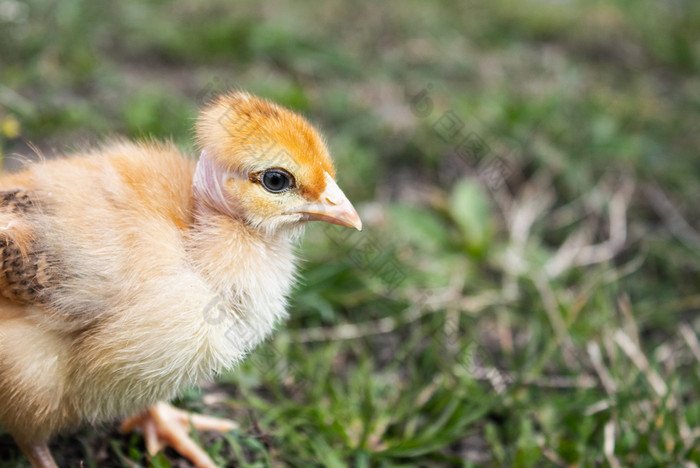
[613,330,669,400]
[546,181,632,277]
[680,324,700,365]
[604,419,621,468]
[587,341,617,395]
[644,184,700,251]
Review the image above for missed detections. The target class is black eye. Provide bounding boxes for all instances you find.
[261,169,293,193]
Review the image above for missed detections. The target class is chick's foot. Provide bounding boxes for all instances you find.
[120,401,238,468]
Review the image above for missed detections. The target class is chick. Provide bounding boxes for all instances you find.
[0,91,361,468]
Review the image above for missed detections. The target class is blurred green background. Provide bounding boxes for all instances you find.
[1,0,700,466]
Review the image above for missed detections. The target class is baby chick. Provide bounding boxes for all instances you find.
[0,91,361,468]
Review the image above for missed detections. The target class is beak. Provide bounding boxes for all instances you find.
[293,173,362,231]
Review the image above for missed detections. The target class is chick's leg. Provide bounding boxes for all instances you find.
[120,402,237,468]
[15,441,58,468]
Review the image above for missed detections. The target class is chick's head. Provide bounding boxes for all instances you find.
[194,92,361,234]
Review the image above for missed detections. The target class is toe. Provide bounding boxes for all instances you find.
[122,402,235,468]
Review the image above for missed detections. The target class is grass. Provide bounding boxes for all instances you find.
[1,0,700,466]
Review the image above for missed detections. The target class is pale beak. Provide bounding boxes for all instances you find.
[293,172,362,231]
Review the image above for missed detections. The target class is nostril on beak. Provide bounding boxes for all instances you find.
[325,195,338,205]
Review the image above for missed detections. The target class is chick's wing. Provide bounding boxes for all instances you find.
[0,188,52,305]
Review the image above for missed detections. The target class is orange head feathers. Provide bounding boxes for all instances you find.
[194,91,361,234]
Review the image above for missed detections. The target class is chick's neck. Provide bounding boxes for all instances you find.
[186,200,300,294]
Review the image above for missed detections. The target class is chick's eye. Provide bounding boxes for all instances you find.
[261,169,293,193]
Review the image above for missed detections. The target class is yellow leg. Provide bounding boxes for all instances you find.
[15,440,58,468]
[121,402,238,468]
